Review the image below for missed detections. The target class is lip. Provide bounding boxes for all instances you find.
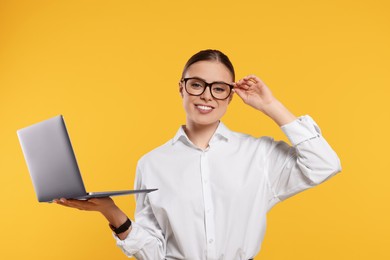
[194,104,215,114]
[195,104,215,109]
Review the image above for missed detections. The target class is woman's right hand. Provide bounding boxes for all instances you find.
[54,197,131,240]
[53,197,112,213]
[53,197,116,214]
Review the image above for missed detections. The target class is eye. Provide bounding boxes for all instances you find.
[187,79,205,89]
[191,82,203,89]
[212,83,229,93]
[214,87,226,93]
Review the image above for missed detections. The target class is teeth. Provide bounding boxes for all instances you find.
[197,105,212,110]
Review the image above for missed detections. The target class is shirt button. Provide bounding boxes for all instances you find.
[209,239,214,244]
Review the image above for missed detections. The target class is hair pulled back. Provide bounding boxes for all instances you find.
[181,49,235,81]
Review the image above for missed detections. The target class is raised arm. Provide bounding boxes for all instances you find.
[234,75,341,205]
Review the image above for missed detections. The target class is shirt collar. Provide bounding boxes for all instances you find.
[172,121,231,146]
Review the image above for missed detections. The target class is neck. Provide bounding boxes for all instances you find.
[184,120,220,150]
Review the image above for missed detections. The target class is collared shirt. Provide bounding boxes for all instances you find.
[114,115,341,260]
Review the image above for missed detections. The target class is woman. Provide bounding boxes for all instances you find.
[55,49,341,259]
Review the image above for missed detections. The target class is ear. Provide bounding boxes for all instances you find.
[228,92,234,104]
[178,81,184,98]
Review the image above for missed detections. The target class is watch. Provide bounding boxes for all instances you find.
[109,218,132,234]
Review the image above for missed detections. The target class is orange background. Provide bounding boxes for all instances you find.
[0,0,389,259]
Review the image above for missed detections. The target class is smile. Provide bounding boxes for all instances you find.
[195,104,214,113]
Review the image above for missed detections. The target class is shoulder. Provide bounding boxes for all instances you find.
[227,127,290,155]
[137,139,174,167]
[228,127,276,147]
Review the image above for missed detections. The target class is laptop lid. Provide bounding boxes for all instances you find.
[17,115,89,202]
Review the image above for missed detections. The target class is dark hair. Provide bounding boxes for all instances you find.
[181,49,235,81]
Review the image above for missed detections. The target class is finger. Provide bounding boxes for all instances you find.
[244,74,257,80]
[243,76,257,85]
[238,78,249,85]
[54,199,73,208]
[88,198,100,204]
[54,198,90,211]
[247,75,265,86]
[234,79,243,86]
[60,198,91,210]
[66,199,90,208]
[236,84,250,90]
[233,88,246,100]
[247,78,257,84]
[243,79,256,87]
[234,80,251,90]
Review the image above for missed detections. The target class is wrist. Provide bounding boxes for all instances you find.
[109,217,132,235]
[261,99,296,126]
[101,205,127,227]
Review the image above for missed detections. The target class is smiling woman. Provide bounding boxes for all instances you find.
[55,49,341,260]
[180,60,234,142]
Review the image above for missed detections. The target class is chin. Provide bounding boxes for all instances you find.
[185,106,226,127]
[190,115,221,126]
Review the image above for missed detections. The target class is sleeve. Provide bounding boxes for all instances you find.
[264,115,342,204]
[113,161,166,259]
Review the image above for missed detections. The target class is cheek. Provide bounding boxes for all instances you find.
[217,101,229,112]
[182,95,194,110]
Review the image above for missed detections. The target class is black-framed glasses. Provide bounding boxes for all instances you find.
[181,77,234,100]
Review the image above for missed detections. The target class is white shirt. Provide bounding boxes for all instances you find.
[114,115,341,260]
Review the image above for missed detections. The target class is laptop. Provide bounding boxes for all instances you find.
[17,115,157,202]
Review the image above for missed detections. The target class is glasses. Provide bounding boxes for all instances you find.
[181,77,234,100]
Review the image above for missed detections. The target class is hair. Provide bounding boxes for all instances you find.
[181,49,235,81]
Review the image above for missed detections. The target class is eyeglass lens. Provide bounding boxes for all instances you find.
[185,78,231,100]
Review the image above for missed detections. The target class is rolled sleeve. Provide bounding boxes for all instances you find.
[113,221,165,259]
[280,115,321,145]
[112,163,166,259]
[266,115,342,202]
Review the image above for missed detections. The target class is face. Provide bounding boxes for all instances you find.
[179,60,234,127]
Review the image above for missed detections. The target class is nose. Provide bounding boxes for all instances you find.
[200,85,213,101]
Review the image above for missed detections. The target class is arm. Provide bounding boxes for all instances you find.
[264,116,341,202]
[54,163,165,259]
[113,163,165,259]
[234,75,341,202]
[54,197,131,240]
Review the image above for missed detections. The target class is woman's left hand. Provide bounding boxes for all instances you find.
[233,75,276,112]
[233,75,297,126]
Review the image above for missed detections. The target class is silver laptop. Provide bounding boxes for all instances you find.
[17,115,157,202]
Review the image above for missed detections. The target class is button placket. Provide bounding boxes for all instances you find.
[200,151,216,259]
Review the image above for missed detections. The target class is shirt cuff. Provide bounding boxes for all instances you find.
[112,221,149,256]
[280,115,321,146]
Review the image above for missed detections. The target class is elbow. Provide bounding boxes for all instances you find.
[300,151,342,186]
[312,153,342,185]
[329,151,342,176]
[334,158,342,175]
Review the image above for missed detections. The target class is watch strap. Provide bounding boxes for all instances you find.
[109,218,132,234]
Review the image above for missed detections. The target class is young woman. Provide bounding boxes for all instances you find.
[55,49,341,260]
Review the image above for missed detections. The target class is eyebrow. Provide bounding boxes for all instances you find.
[188,76,233,86]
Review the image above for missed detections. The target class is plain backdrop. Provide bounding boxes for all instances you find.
[1,0,389,259]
